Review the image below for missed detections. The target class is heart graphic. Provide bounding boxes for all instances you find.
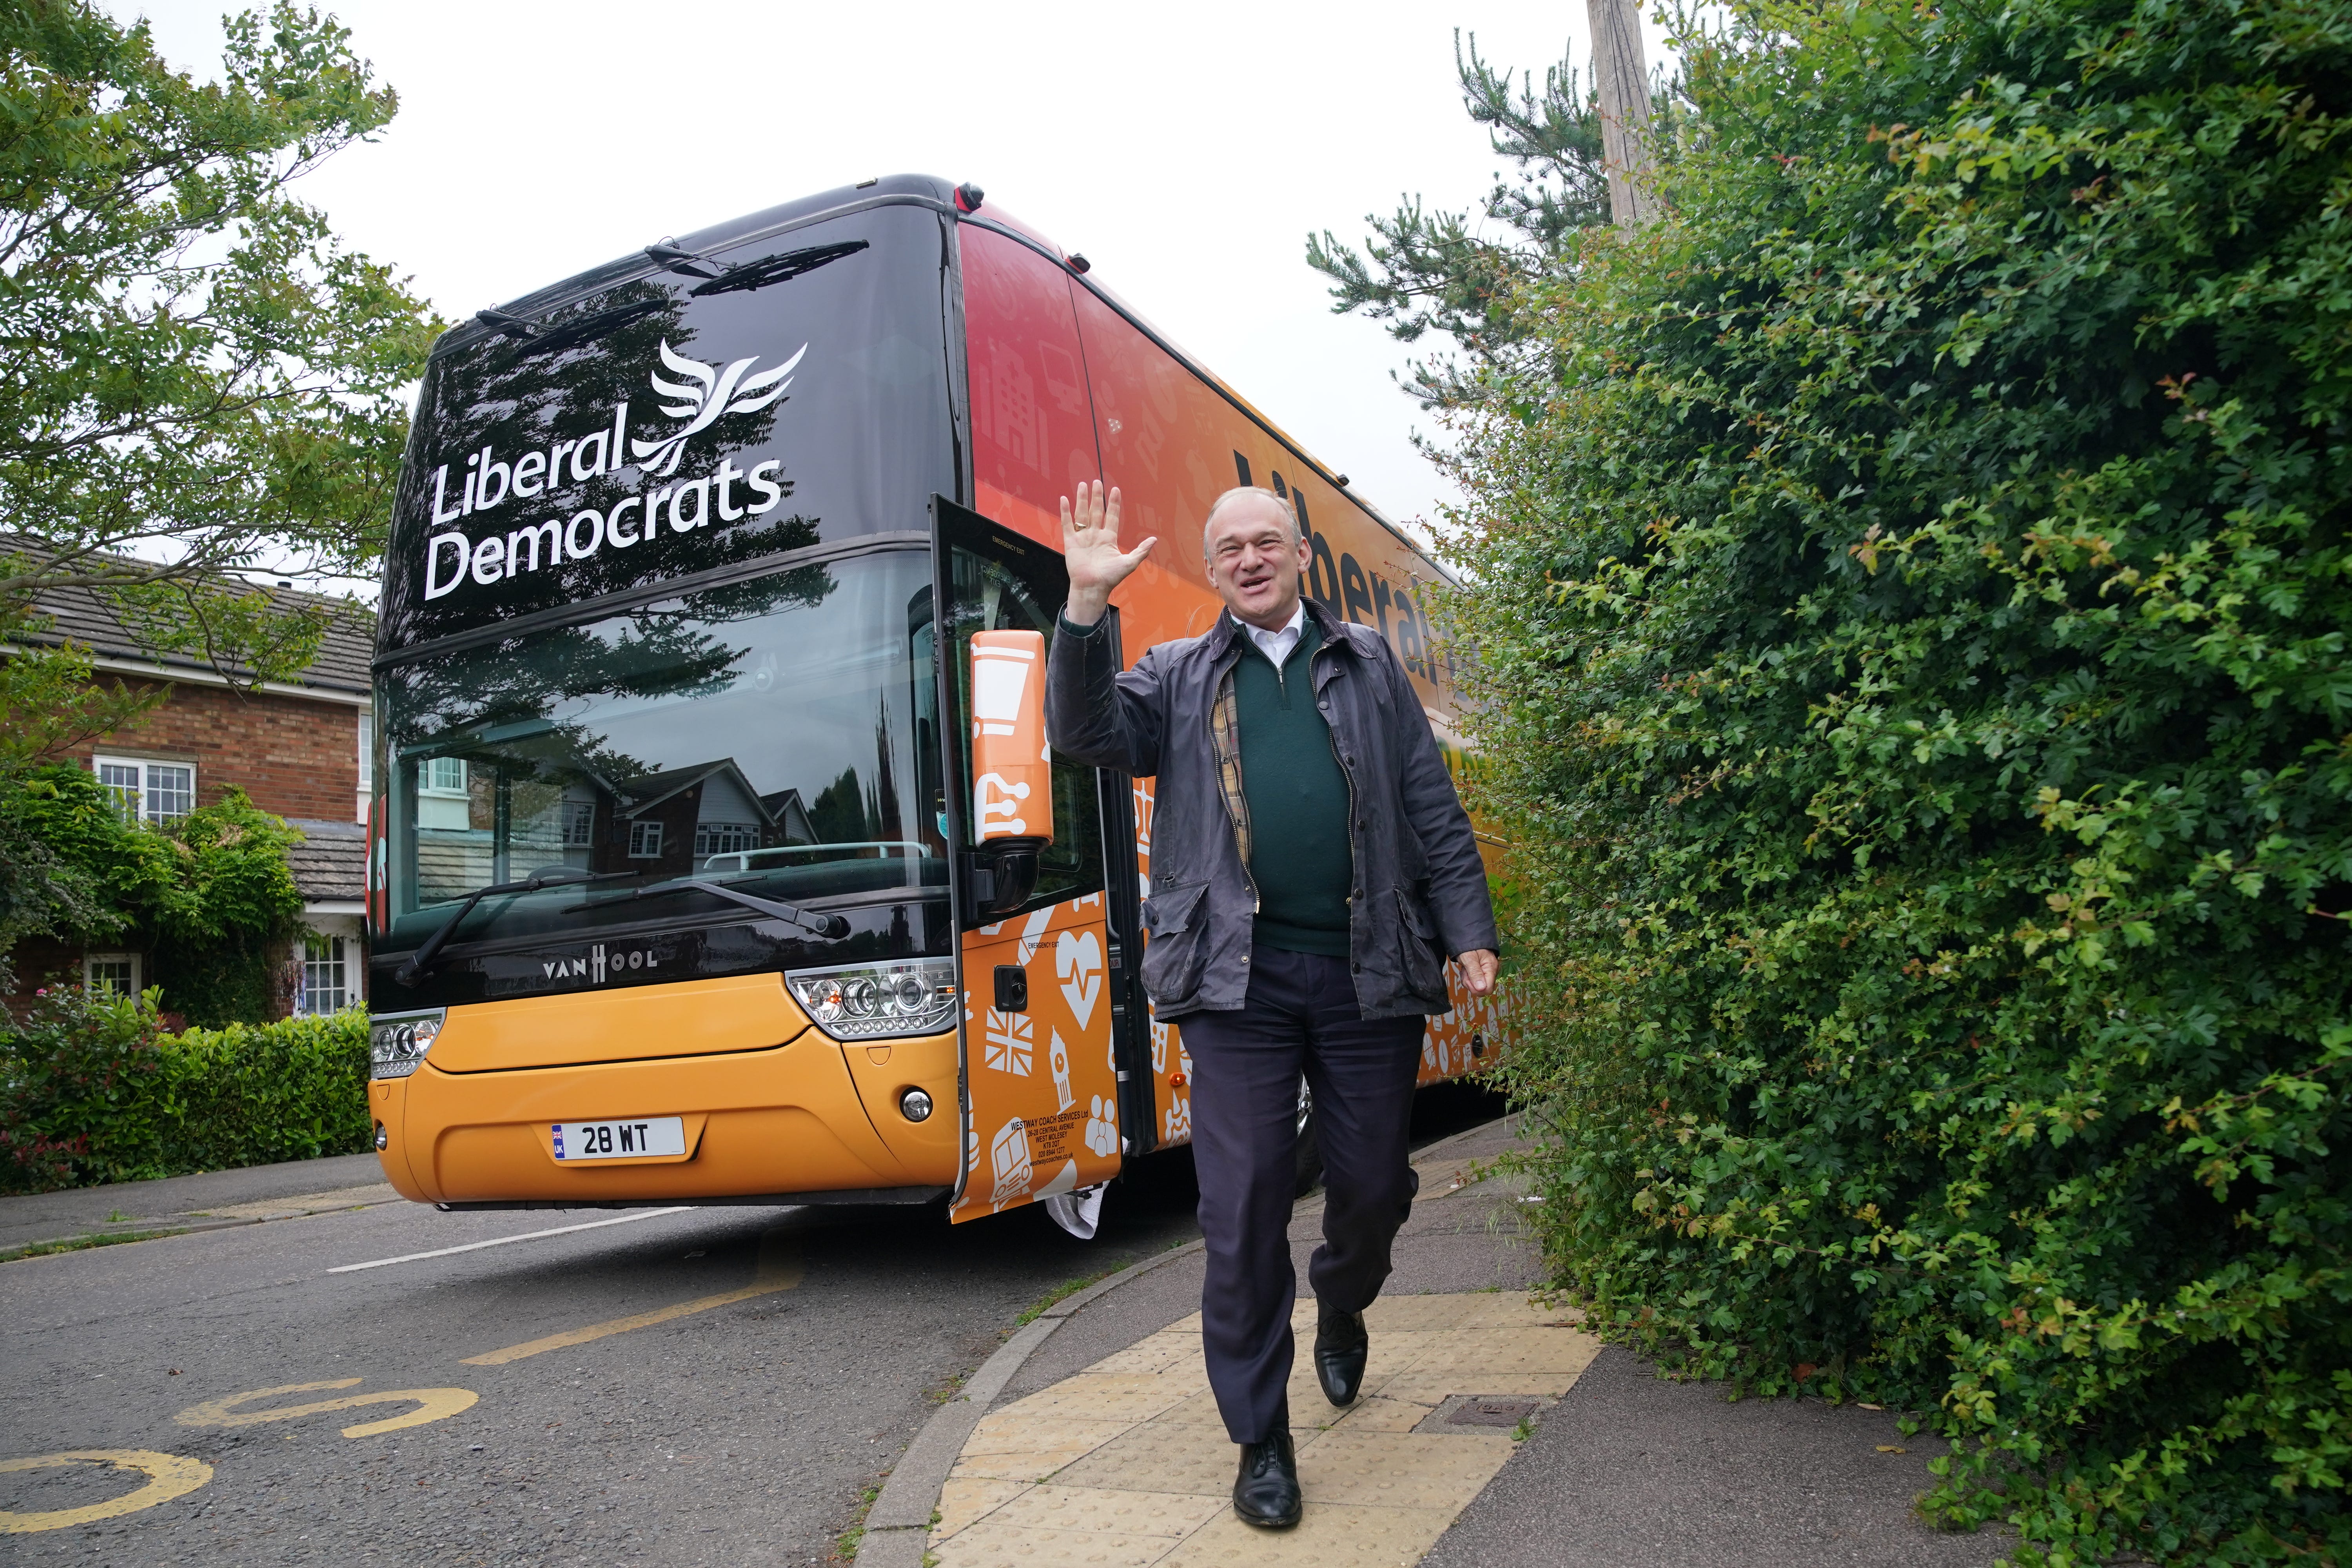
[1056,929,1103,1031]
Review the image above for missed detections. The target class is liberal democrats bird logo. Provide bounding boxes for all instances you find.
[631,339,805,477]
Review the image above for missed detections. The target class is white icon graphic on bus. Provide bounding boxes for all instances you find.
[974,771,1031,836]
[1085,1094,1118,1159]
[1048,1029,1075,1114]
[984,1008,1033,1077]
[1056,930,1102,1031]
[632,339,805,477]
[969,641,1036,737]
[990,1117,1033,1205]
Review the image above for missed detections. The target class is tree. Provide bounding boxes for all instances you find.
[0,0,441,683]
[1303,33,1630,408]
[1450,0,2352,1560]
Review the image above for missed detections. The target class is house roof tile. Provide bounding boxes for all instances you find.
[4,535,375,695]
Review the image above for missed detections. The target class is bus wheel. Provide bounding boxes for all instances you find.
[1293,1077,1325,1196]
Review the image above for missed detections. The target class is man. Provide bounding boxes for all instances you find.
[1047,481,1499,1530]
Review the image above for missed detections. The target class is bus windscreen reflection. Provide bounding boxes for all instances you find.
[377,550,946,953]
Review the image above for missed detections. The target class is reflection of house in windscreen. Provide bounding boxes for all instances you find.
[596,760,798,879]
[411,758,818,902]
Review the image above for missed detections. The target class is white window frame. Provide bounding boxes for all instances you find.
[420,757,468,797]
[561,799,596,848]
[693,821,759,858]
[92,756,195,824]
[84,951,141,996]
[626,819,664,859]
[297,935,349,1016]
[357,713,374,790]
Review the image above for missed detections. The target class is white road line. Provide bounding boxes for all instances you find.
[327,1207,697,1274]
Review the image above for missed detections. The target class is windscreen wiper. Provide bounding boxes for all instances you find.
[393,869,634,987]
[563,877,849,939]
[689,240,869,298]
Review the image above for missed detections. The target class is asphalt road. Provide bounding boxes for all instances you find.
[0,1086,1504,1567]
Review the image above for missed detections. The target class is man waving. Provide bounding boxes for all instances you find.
[1046,481,1499,1530]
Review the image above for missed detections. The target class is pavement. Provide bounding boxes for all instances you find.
[860,1115,2011,1568]
[0,1151,397,1257]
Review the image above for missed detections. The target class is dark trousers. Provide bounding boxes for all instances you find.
[1175,944,1425,1444]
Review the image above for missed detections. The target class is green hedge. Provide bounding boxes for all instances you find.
[0,985,370,1194]
[1449,0,2352,1562]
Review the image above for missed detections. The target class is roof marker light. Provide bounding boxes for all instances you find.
[954,182,985,213]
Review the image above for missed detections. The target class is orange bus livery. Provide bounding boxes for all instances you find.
[364,175,1504,1231]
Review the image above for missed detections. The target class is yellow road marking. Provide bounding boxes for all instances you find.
[462,1227,803,1367]
[0,1450,212,1533]
[174,1379,479,1438]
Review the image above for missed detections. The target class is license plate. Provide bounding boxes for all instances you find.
[552,1117,686,1160]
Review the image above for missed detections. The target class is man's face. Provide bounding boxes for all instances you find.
[1204,496,1312,630]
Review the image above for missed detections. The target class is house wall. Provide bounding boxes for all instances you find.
[60,679,367,823]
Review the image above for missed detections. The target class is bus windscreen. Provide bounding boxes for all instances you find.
[380,203,955,650]
[376,550,948,955]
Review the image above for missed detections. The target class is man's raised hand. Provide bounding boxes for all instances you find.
[1060,482,1156,626]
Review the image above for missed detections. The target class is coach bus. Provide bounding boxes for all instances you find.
[363,174,1503,1232]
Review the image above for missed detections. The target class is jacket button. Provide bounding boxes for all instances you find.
[1351,962,1362,973]
[1241,955,1250,965]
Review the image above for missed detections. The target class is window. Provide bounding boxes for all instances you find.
[357,713,374,790]
[423,757,467,795]
[92,757,195,823]
[627,819,664,859]
[561,799,596,847]
[96,761,142,819]
[298,936,349,1016]
[84,952,140,996]
[693,822,758,858]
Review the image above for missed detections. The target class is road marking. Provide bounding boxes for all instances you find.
[175,1379,479,1438]
[0,1451,212,1532]
[462,1227,804,1366]
[327,1206,696,1273]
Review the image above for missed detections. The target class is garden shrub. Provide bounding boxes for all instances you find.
[0,985,370,1193]
[0,763,305,1024]
[1450,0,2352,1561]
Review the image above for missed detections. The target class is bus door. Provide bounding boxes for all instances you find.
[932,497,1134,1223]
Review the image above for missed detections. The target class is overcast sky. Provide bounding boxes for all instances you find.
[111,0,1673,581]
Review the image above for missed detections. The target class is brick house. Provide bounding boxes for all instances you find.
[5,564,375,1019]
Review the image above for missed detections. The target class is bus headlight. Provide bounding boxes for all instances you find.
[787,959,956,1041]
[369,1009,445,1079]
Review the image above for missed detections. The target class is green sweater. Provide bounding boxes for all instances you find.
[1234,621,1354,957]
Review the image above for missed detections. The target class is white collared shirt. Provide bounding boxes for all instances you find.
[1243,603,1307,670]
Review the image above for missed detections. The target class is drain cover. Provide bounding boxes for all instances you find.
[1447,1397,1538,1428]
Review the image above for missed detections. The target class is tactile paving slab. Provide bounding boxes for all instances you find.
[935,1290,1603,1566]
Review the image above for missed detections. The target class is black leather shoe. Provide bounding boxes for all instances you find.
[1232,1431,1301,1528]
[1315,1301,1369,1406]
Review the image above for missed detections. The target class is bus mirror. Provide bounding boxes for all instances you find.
[969,630,1054,847]
[964,843,1041,922]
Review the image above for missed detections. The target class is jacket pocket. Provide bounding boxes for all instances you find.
[1140,880,1212,1005]
[1394,888,1446,998]
[1142,880,1207,937]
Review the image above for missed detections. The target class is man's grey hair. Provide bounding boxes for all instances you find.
[1201,486,1301,557]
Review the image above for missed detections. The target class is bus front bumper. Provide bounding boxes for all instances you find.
[368,1025,958,1205]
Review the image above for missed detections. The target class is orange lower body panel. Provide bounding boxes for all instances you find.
[372,1018,960,1205]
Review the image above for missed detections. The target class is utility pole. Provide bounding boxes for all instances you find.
[1587,0,1658,226]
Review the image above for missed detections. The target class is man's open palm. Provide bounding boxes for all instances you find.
[1061,482,1155,626]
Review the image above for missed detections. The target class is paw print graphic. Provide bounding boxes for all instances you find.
[1084,1094,1118,1158]
[1162,1096,1192,1143]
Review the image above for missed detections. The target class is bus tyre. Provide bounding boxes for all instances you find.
[1293,1078,1325,1196]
